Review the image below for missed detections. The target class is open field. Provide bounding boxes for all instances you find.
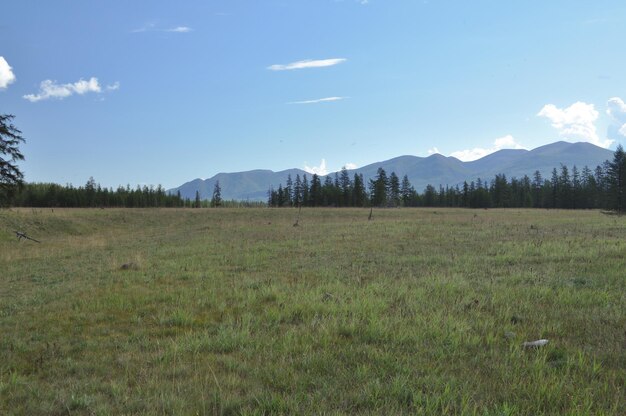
[0,207,624,415]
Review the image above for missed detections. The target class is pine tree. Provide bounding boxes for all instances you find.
[388,172,400,207]
[608,144,626,212]
[369,168,388,207]
[339,167,352,207]
[400,175,415,207]
[285,174,293,207]
[309,174,322,206]
[302,175,309,206]
[210,181,222,207]
[0,114,26,205]
[293,174,302,207]
[532,170,543,208]
[353,173,366,207]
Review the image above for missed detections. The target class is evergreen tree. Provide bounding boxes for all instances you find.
[322,175,335,206]
[369,168,388,207]
[210,181,222,207]
[339,167,352,207]
[550,168,559,208]
[400,175,415,207]
[194,190,201,208]
[309,174,322,206]
[388,172,401,207]
[353,173,367,207]
[293,174,302,207]
[608,144,626,212]
[423,184,436,207]
[285,174,293,207]
[532,170,543,208]
[0,114,25,206]
[302,174,309,206]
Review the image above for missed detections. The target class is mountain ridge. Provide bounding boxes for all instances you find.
[169,141,614,201]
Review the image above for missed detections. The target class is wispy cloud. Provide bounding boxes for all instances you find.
[23,77,119,102]
[538,101,613,148]
[289,96,346,105]
[344,163,358,170]
[0,56,16,89]
[304,159,328,176]
[427,147,440,155]
[450,135,526,161]
[268,58,346,71]
[166,26,192,33]
[132,22,192,34]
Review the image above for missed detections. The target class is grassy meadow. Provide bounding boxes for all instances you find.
[0,207,624,415]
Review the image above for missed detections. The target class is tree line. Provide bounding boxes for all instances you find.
[268,146,626,212]
[5,178,268,208]
[9,177,186,208]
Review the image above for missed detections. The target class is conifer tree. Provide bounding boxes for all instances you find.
[353,173,366,207]
[369,168,388,207]
[388,172,400,207]
[400,175,415,207]
[1,115,26,205]
[211,180,222,207]
[608,144,626,212]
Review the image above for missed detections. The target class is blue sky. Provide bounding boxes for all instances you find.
[2,0,626,188]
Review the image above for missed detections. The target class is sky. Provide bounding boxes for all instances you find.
[2,0,626,189]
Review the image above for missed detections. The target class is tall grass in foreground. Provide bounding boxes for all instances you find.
[0,208,624,415]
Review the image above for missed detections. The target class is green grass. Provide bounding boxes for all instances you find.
[0,207,624,415]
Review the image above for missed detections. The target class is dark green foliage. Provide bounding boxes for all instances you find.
[268,148,624,210]
[0,114,26,205]
[11,180,186,208]
[369,168,388,207]
[210,181,222,207]
[608,145,626,212]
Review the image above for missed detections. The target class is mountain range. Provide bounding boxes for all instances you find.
[168,141,615,201]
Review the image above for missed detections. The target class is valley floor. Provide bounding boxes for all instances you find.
[0,208,624,415]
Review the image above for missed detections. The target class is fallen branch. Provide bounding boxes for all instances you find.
[15,230,41,243]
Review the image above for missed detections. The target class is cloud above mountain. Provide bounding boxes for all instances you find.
[450,135,525,161]
[304,159,329,175]
[537,101,613,148]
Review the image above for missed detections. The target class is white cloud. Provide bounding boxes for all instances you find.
[166,26,192,33]
[304,159,328,176]
[607,97,626,138]
[344,163,358,170]
[0,57,16,89]
[268,58,346,71]
[289,96,345,105]
[427,147,440,155]
[537,101,613,148]
[607,97,626,120]
[23,77,119,102]
[132,23,192,33]
[450,135,525,161]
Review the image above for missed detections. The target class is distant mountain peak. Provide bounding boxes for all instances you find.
[169,141,614,201]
